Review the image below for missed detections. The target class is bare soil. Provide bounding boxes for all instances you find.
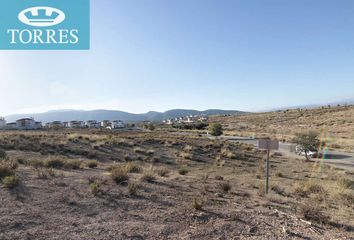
[0,130,353,239]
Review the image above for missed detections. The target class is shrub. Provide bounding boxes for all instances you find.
[293,184,307,198]
[192,198,203,211]
[128,182,139,196]
[156,167,169,177]
[124,155,133,162]
[298,203,329,224]
[124,162,142,173]
[221,149,236,159]
[111,167,129,184]
[178,166,189,175]
[219,182,232,193]
[306,183,326,195]
[215,175,224,181]
[140,170,156,183]
[90,181,101,196]
[27,159,44,169]
[275,172,284,178]
[147,149,155,156]
[272,185,285,196]
[64,160,82,170]
[0,149,7,159]
[2,175,19,189]
[133,147,146,154]
[337,178,354,190]
[0,164,14,179]
[87,150,97,159]
[36,168,55,179]
[45,157,66,169]
[87,160,98,169]
[180,152,193,160]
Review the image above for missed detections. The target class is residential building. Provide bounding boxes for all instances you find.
[86,120,101,129]
[0,117,6,129]
[15,118,42,130]
[46,121,64,129]
[101,120,111,128]
[6,123,16,129]
[111,120,125,129]
[69,121,84,128]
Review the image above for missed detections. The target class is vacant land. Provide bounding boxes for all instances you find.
[0,130,353,239]
[211,105,354,152]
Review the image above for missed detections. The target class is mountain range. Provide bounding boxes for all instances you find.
[4,109,245,123]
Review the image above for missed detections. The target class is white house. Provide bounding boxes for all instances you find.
[15,118,41,130]
[0,118,6,129]
[46,121,63,129]
[86,120,101,129]
[69,121,84,128]
[6,123,16,129]
[111,120,125,129]
[101,120,111,128]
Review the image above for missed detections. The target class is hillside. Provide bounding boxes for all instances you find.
[210,105,354,152]
[5,109,245,123]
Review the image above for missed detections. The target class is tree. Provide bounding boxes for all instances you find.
[293,131,320,161]
[148,123,155,131]
[209,123,223,137]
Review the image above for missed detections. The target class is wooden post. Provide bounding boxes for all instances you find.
[266,149,270,194]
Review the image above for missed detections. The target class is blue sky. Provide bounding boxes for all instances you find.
[1,0,354,115]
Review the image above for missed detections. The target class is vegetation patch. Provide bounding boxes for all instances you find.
[111,167,129,184]
[2,175,19,189]
[178,166,189,175]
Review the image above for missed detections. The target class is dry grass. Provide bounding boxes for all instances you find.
[111,167,129,184]
[192,198,203,211]
[140,169,156,183]
[86,160,98,169]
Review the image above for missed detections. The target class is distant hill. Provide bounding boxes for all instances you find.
[5,109,245,123]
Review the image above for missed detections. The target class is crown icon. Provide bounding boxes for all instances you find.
[18,6,66,27]
[24,8,60,23]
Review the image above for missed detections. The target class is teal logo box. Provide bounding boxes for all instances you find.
[0,0,90,50]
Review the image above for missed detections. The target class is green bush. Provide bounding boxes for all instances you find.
[90,181,101,196]
[209,123,223,137]
[178,166,189,175]
[2,175,19,189]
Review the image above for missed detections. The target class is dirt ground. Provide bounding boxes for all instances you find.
[0,130,353,239]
